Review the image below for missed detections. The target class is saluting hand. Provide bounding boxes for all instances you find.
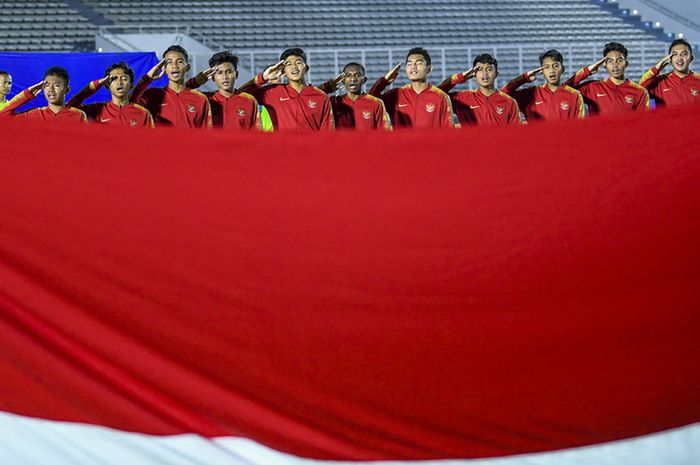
[655,53,674,70]
[385,63,401,83]
[28,81,45,96]
[263,60,285,82]
[147,58,167,80]
[524,67,543,82]
[194,67,218,86]
[588,56,608,74]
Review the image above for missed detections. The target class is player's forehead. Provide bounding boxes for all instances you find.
[284,55,305,64]
[671,44,691,54]
[109,68,128,77]
[344,64,364,75]
[164,51,186,62]
[475,61,495,69]
[44,74,67,85]
[541,57,562,66]
[406,54,426,63]
[605,51,625,60]
[217,61,235,70]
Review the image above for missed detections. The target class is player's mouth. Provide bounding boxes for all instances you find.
[221,81,230,87]
[548,74,557,80]
[170,70,182,77]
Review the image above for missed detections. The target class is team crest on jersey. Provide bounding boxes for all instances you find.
[237,108,246,117]
[187,104,196,113]
[129,119,138,127]
[308,100,317,109]
[425,103,435,113]
[624,95,634,104]
[495,106,505,115]
[560,101,570,111]
[362,110,371,119]
[691,88,699,96]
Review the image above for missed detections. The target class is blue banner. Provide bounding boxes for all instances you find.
[0,52,166,110]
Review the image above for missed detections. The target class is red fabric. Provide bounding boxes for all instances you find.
[0,89,87,124]
[67,80,154,128]
[501,76,585,121]
[330,93,391,130]
[131,76,212,128]
[567,67,650,115]
[369,78,454,128]
[640,69,700,108]
[1,107,699,461]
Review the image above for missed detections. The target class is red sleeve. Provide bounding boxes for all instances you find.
[239,73,266,94]
[67,80,101,108]
[0,89,34,117]
[440,93,455,128]
[320,95,334,131]
[634,89,651,112]
[639,66,661,90]
[130,75,153,105]
[564,67,592,88]
[368,77,389,97]
[317,80,335,94]
[437,73,467,93]
[501,74,529,96]
[508,100,523,125]
[185,77,200,90]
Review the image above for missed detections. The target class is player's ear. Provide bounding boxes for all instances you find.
[427,64,432,75]
[304,63,310,73]
[235,69,239,79]
[185,63,191,72]
[360,76,367,85]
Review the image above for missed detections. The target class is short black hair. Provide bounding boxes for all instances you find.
[342,62,365,75]
[603,42,628,59]
[209,51,239,70]
[669,38,693,54]
[406,47,431,67]
[104,61,134,83]
[539,49,564,66]
[0,70,10,78]
[163,45,189,62]
[473,53,498,70]
[280,48,307,64]
[44,66,70,84]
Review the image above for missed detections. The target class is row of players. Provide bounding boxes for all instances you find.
[0,39,697,130]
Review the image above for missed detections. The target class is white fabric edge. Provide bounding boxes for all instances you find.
[0,410,698,465]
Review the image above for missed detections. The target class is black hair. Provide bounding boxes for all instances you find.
[669,38,693,54]
[342,62,365,74]
[43,66,70,84]
[163,45,189,62]
[0,70,10,78]
[603,42,628,59]
[539,49,564,66]
[280,48,307,64]
[406,47,431,67]
[209,51,239,70]
[473,53,498,70]
[104,61,134,83]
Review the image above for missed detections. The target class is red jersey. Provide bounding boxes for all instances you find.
[241,75,334,131]
[185,78,261,130]
[565,67,650,115]
[438,73,521,127]
[639,68,700,108]
[368,77,454,129]
[329,93,391,130]
[501,74,585,121]
[131,76,212,128]
[0,89,87,125]
[67,79,154,128]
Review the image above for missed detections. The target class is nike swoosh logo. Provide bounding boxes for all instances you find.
[596,93,607,97]
[398,103,409,107]
[469,105,480,109]
[100,118,111,122]
[279,97,291,101]
[662,88,671,92]
[160,103,168,107]
[534,101,544,105]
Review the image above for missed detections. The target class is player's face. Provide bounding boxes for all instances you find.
[604,51,627,79]
[541,57,564,85]
[670,44,693,73]
[342,65,366,95]
[213,62,237,92]
[0,74,11,97]
[283,55,307,83]
[164,51,189,83]
[107,68,131,99]
[43,75,69,105]
[475,61,498,88]
[405,54,430,82]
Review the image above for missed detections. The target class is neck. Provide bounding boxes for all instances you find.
[288,80,305,93]
[609,76,625,85]
[218,88,234,98]
[111,95,128,106]
[47,102,65,113]
[0,94,6,103]
[479,85,496,96]
[346,91,362,101]
[411,81,429,93]
[546,81,561,91]
[673,69,691,78]
[168,80,186,92]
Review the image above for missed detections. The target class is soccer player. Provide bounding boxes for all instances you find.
[0,71,12,111]
[67,62,154,128]
[368,47,454,128]
[500,49,585,121]
[438,53,523,126]
[0,66,87,124]
[640,39,700,108]
[186,51,261,130]
[319,62,391,130]
[130,45,212,128]
[565,42,650,115]
[239,48,334,131]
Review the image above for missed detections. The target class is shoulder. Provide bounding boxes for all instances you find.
[496,91,518,104]
[129,103,152,115]
[451,89,477,100]
[626,81,649,95]
[66,107,87,118]
[560,85,583,98]
[237,91,259,104]
[428,85,450,100]
[307,85,329,97]
[188,89,210,102]
[363,93,384,106]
